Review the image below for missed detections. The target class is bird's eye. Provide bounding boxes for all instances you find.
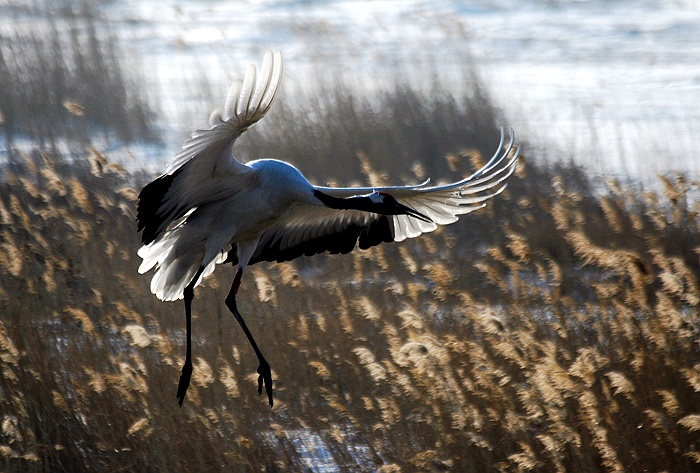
[369,193,385,204]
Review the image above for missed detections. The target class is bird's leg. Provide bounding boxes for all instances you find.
[176,267,204,407]
[225,268,274,407]
[176,286,194,407]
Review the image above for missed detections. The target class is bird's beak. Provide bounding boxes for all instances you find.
[396,202,433,223]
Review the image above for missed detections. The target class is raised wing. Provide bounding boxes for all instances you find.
[137,51,283,245]
[164,50,283,176]
[316,127,519,242]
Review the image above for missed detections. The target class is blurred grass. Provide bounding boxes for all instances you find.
[1,105,699,472]
[1,19,699,471]
[0,0,158,153]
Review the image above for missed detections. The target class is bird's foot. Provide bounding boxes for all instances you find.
[176,359,193,407]
[257,361,274,407]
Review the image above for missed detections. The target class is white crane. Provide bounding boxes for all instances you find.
[137,51,519,407]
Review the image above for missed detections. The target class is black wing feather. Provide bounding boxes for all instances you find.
[137,167,185,245]
[252,214,394,264]
[224,214,394,266]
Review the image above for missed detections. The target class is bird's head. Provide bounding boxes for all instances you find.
[369,192,433,223]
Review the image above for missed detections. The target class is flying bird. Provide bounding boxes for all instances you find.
[137,51,519,408]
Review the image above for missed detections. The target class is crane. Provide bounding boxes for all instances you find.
[137,51,519,407]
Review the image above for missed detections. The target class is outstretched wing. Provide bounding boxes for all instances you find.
[137,51,283,245]
[224,129,519,267]
[221,204,393,267]
[316,127,520,241]
[248,206,393,265]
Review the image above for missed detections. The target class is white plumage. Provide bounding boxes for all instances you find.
[136,51,519,407]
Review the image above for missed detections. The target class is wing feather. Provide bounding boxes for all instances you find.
[138,51,283,245]
[246,205,391,265]
[316,127,520,242]
[236,64,256,117]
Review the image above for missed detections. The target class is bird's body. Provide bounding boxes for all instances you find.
[137,51,519,407]
[139,159,318,301]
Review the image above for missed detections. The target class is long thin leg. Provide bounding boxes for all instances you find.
[176,267,204,407]
[225,268,273,407]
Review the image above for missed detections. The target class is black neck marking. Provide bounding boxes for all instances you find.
[313,189,375,212]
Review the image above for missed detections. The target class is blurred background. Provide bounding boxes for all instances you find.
[1,0,699,180]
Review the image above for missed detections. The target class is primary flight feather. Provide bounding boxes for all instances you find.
[137,51,520,407]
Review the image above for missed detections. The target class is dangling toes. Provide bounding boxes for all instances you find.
[257,362,274,407]
[176,360,193,407]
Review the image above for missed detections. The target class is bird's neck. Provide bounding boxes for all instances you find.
[313,190,375,213]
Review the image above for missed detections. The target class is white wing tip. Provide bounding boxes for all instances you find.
[222,50,283,125]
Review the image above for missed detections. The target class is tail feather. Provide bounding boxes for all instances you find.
[138,223,231,301]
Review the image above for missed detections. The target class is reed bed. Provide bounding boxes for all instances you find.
[0,137,698,472]
[1,33,699,468]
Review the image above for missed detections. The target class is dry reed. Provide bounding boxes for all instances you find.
[1,95,699,473]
